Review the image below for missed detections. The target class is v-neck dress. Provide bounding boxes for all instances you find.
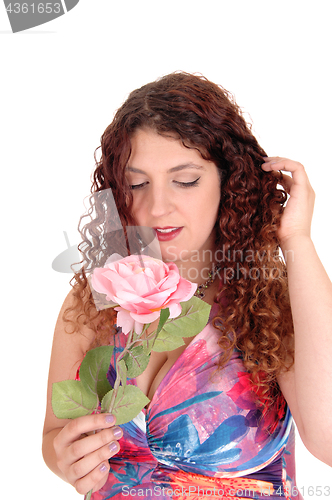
[89,309,301,500]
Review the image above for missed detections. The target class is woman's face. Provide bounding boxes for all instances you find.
[126,128,221,278]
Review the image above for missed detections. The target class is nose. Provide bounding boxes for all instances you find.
[148,184,173,219]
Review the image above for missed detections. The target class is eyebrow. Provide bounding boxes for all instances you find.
[126,163,205,174]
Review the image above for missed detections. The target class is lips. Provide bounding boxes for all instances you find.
[153,226,183,241]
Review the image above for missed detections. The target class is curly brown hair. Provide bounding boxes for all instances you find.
[65,71,294,406]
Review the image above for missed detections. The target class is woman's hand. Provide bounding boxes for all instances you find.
[262,157,315,247]
[53,413,123,495]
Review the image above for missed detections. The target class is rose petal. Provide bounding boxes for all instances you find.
[133,320,144,335]
[91,254,197,334]
[130,310,161,324]
[167,279,197,303]
[167,303,182,318]
[115,308,134,335]
[104,253,124,266]
[91,269,117,299]
[115,290,155,305]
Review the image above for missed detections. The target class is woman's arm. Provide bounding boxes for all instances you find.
[262,158,332,466]
[42,289,123,495]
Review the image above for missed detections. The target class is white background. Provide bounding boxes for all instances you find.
[1,1,331,498]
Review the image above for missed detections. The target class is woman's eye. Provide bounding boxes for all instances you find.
[129,177,201,190]
[175,177,201,188]
[130,181,148,190]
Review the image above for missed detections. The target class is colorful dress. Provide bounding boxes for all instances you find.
[90,306,302,500]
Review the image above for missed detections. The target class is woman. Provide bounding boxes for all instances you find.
[43,72,332,499]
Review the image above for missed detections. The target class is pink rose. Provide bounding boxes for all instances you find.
[91,255,197,334]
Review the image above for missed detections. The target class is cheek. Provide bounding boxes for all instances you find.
[204,186,221,222]
[131,196,145,222]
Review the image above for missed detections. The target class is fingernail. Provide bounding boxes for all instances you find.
[109,441,118,453]
[112,426,123,439]
[105,414,115,424]
[100,463,108,473]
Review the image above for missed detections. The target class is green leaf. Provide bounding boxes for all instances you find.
[156,307,170,334]
[152,297,211,352]
[100,388,114,413]
[79,345,114,400]
[52,380,98,419]
[161,296,211,338]
[123,344,151,378]
[101,385,150,425]
[117,359,128,387]
[152,331,185,352]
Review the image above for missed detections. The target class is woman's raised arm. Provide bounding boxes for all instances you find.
[263,157,332,467]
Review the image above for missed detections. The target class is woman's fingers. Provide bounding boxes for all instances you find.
[53,412,123,494]
[262,157,310,184]
[54,413,116,450]
[73,460,111,495]
[67,427,122,480]
[265,169,294,193]
[279,172,293,193]
[261,157,315,243]
[262,156,301,167]
[69,424,122,463]
[69,425,123,495]
[69,437,120,493]
[262,157,314,194]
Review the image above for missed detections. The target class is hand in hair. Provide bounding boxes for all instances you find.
[262,157,315,246]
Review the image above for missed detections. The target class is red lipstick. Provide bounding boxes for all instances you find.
[153,227,183,242]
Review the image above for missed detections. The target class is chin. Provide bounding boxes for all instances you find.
[157,244,179,263]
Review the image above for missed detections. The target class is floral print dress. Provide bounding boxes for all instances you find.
[90,306,302,500]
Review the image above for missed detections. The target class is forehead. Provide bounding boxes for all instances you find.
[128,129,212,172]
[126,164,205,176]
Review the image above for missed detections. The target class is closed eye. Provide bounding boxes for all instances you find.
[130,178,201,190]
[130,181,148,190]
[175,177,201,188]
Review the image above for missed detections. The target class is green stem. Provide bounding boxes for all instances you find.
[106,322,155,414]
[107,327,134,413]
[87,314,167,499]
[86,328,137,500]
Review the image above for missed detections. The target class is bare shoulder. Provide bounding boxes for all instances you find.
[53,286,96,356]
